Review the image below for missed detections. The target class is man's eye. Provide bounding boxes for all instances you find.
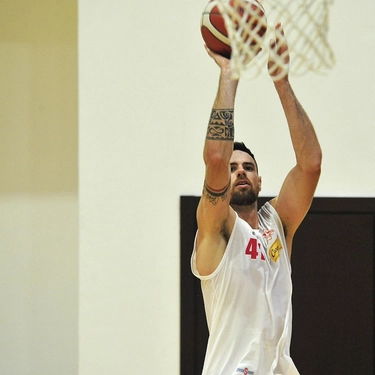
[230,167,236,173]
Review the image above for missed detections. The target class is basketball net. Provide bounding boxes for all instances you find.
[216,0,336,80]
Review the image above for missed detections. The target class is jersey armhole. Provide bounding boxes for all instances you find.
[191,213,239,280]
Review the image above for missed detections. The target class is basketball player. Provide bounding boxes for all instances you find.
[191,24,322,375]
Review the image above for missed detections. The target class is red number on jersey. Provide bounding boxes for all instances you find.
[245,237,265,260]
[245,237,259,259]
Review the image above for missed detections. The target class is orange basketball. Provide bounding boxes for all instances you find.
[201,0,267,58]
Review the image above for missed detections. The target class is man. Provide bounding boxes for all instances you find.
[191,24,322,375]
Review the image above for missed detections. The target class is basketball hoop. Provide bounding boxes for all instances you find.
[215,0,336,79]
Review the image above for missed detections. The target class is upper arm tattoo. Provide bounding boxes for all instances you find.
[206,109,234,141]
[203,180,230,206]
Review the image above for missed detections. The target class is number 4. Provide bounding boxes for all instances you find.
[245,237,265,260]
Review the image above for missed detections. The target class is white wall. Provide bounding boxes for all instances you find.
[4,1,373,374]
[0,195,78,374]
[0,1,78,374]
[76,0,375,374]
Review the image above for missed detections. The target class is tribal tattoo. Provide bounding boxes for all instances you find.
[203,180,230,206]
[206,109,234,141]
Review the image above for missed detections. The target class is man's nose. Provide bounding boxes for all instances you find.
[236,167,246,177]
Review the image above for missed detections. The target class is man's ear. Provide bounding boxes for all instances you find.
[258,176,262,191]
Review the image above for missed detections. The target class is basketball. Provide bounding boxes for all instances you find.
[200,0,267,59]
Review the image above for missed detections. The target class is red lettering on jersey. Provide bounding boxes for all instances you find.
[245,237,258,259]
[245,237,265,260]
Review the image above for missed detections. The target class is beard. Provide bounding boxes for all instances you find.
[230,187,258,206]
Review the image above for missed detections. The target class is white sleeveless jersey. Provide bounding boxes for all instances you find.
[191,202,299,375]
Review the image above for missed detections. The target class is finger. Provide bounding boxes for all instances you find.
[204,45,219,61]
[274,28,288,55]
[204,44,212,55]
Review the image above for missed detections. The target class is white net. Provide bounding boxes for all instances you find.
[215,0,336,79]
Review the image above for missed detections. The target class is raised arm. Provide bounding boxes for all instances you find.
[269,24,322,253]
[195,48,238,275]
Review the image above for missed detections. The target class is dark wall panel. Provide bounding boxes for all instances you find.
[292,212,373,373]
[180,197,375,375]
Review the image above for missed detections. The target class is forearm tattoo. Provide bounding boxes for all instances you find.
[206,109,234,140]
[203,180,230,205]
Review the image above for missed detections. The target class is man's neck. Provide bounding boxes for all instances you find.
[231,202,259,229]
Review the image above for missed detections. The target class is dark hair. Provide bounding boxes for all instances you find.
[233,141,258,172]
